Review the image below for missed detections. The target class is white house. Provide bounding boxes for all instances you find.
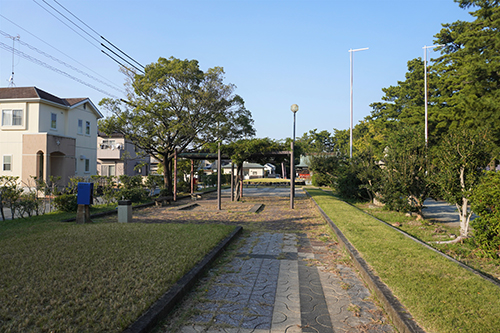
[263,163,276,177]
[0,87,103,187]
[221,162,265,179]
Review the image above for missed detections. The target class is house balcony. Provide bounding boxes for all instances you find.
[97,145,123,160]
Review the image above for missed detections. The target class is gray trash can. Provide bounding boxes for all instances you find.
[118,200,132,223]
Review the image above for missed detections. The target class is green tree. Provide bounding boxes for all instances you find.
[99,57,255,195]
[434,0,500,150]
[222,138,287,199]
[297,129,335,153]
[380,126,429,216]
[431,128,492,241]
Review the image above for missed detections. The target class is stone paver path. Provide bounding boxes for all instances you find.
[171,231,393,332]
[130,189,394,333]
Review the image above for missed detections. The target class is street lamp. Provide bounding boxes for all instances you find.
[349,47,368,158]
[423,44,444,147]
[290,104,299,209]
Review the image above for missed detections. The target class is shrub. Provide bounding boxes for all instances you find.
[471,171,500,258]
[115,188,147,203]
[53,194,78,212]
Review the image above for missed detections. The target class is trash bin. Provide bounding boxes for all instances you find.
[118,200,132,223]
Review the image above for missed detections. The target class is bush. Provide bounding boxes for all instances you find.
[53,194,78,212]
[471,171,500,258]
[115,188,148,203]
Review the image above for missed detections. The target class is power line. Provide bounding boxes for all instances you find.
[40,0,145,73]
[31,0,101,50]
[101,43,143,74]
[0,30,125,94]
[52,0,101,37]
[0,14,124,92]
[101,36,144,71]
[0,41,120,99]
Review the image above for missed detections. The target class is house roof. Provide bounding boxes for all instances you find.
[222,162,265,169]
[0,86,103,118]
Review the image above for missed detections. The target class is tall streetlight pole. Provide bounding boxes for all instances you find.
[290,104,299,209]
[349,47,368,158]
[423,44,444,147]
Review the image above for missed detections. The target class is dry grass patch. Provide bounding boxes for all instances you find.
[0,221,234,332]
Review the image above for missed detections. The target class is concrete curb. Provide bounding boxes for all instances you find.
[122,225,243,333]
[60,193,199,222]
[307,192,426,333]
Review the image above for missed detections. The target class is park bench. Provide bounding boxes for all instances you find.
[154,196,173,207]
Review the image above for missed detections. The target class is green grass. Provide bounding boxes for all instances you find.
[354,202,500,288]
[0,218,234,332]
[307,188,500,333]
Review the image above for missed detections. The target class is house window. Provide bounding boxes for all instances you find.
[51,113,57,129]
[77,119,83,134]
[3,155,12,171]
[101,164,115,176]
[2,109,22,126]
[85,159,90,173]
[85,121,90,135]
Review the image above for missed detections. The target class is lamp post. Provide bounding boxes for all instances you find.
[423,44,444,147]
[290,104,299,209]
[349,47,368,158]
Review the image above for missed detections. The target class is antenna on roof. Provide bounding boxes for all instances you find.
[6,34,20,87]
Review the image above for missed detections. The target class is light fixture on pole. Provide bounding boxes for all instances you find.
[290,104,299,209]
[423,44,444,147]
[349,47,368,158]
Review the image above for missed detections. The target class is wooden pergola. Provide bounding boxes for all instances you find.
[173,150,294,209]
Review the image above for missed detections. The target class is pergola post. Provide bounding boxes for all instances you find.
[240,163,244,199]
[173,149,177,202]
[190,159,194,196]
[217,142,221,210]
[231,163,235,202]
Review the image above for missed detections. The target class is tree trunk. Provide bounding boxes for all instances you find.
[458,166,471,238]
[162,157,173,196]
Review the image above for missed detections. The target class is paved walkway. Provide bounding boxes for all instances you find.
[422,198,477,228]
[172,232,393,333]
[150,189,394,332]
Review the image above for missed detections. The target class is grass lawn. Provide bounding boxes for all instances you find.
[0,214,234,332]
[354,202,500,282]
[307,188,500,333]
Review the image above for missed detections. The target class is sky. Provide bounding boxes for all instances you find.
[0,0,473,141]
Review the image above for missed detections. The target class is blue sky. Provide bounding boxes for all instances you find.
[0,0,473,140]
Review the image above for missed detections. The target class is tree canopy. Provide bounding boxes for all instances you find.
[99,57,255,194]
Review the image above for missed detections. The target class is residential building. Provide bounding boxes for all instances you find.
[97,132,150,177]
[263,163,276,178]
[221,162,265,179]
[0,87,102,187]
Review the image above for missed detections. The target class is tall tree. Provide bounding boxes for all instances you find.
[434,0,500,150]
[431,128,492,242]
[364,58,445,149]
[297,129,335,153]
[380,126,429,216]
[99,57,255,195]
